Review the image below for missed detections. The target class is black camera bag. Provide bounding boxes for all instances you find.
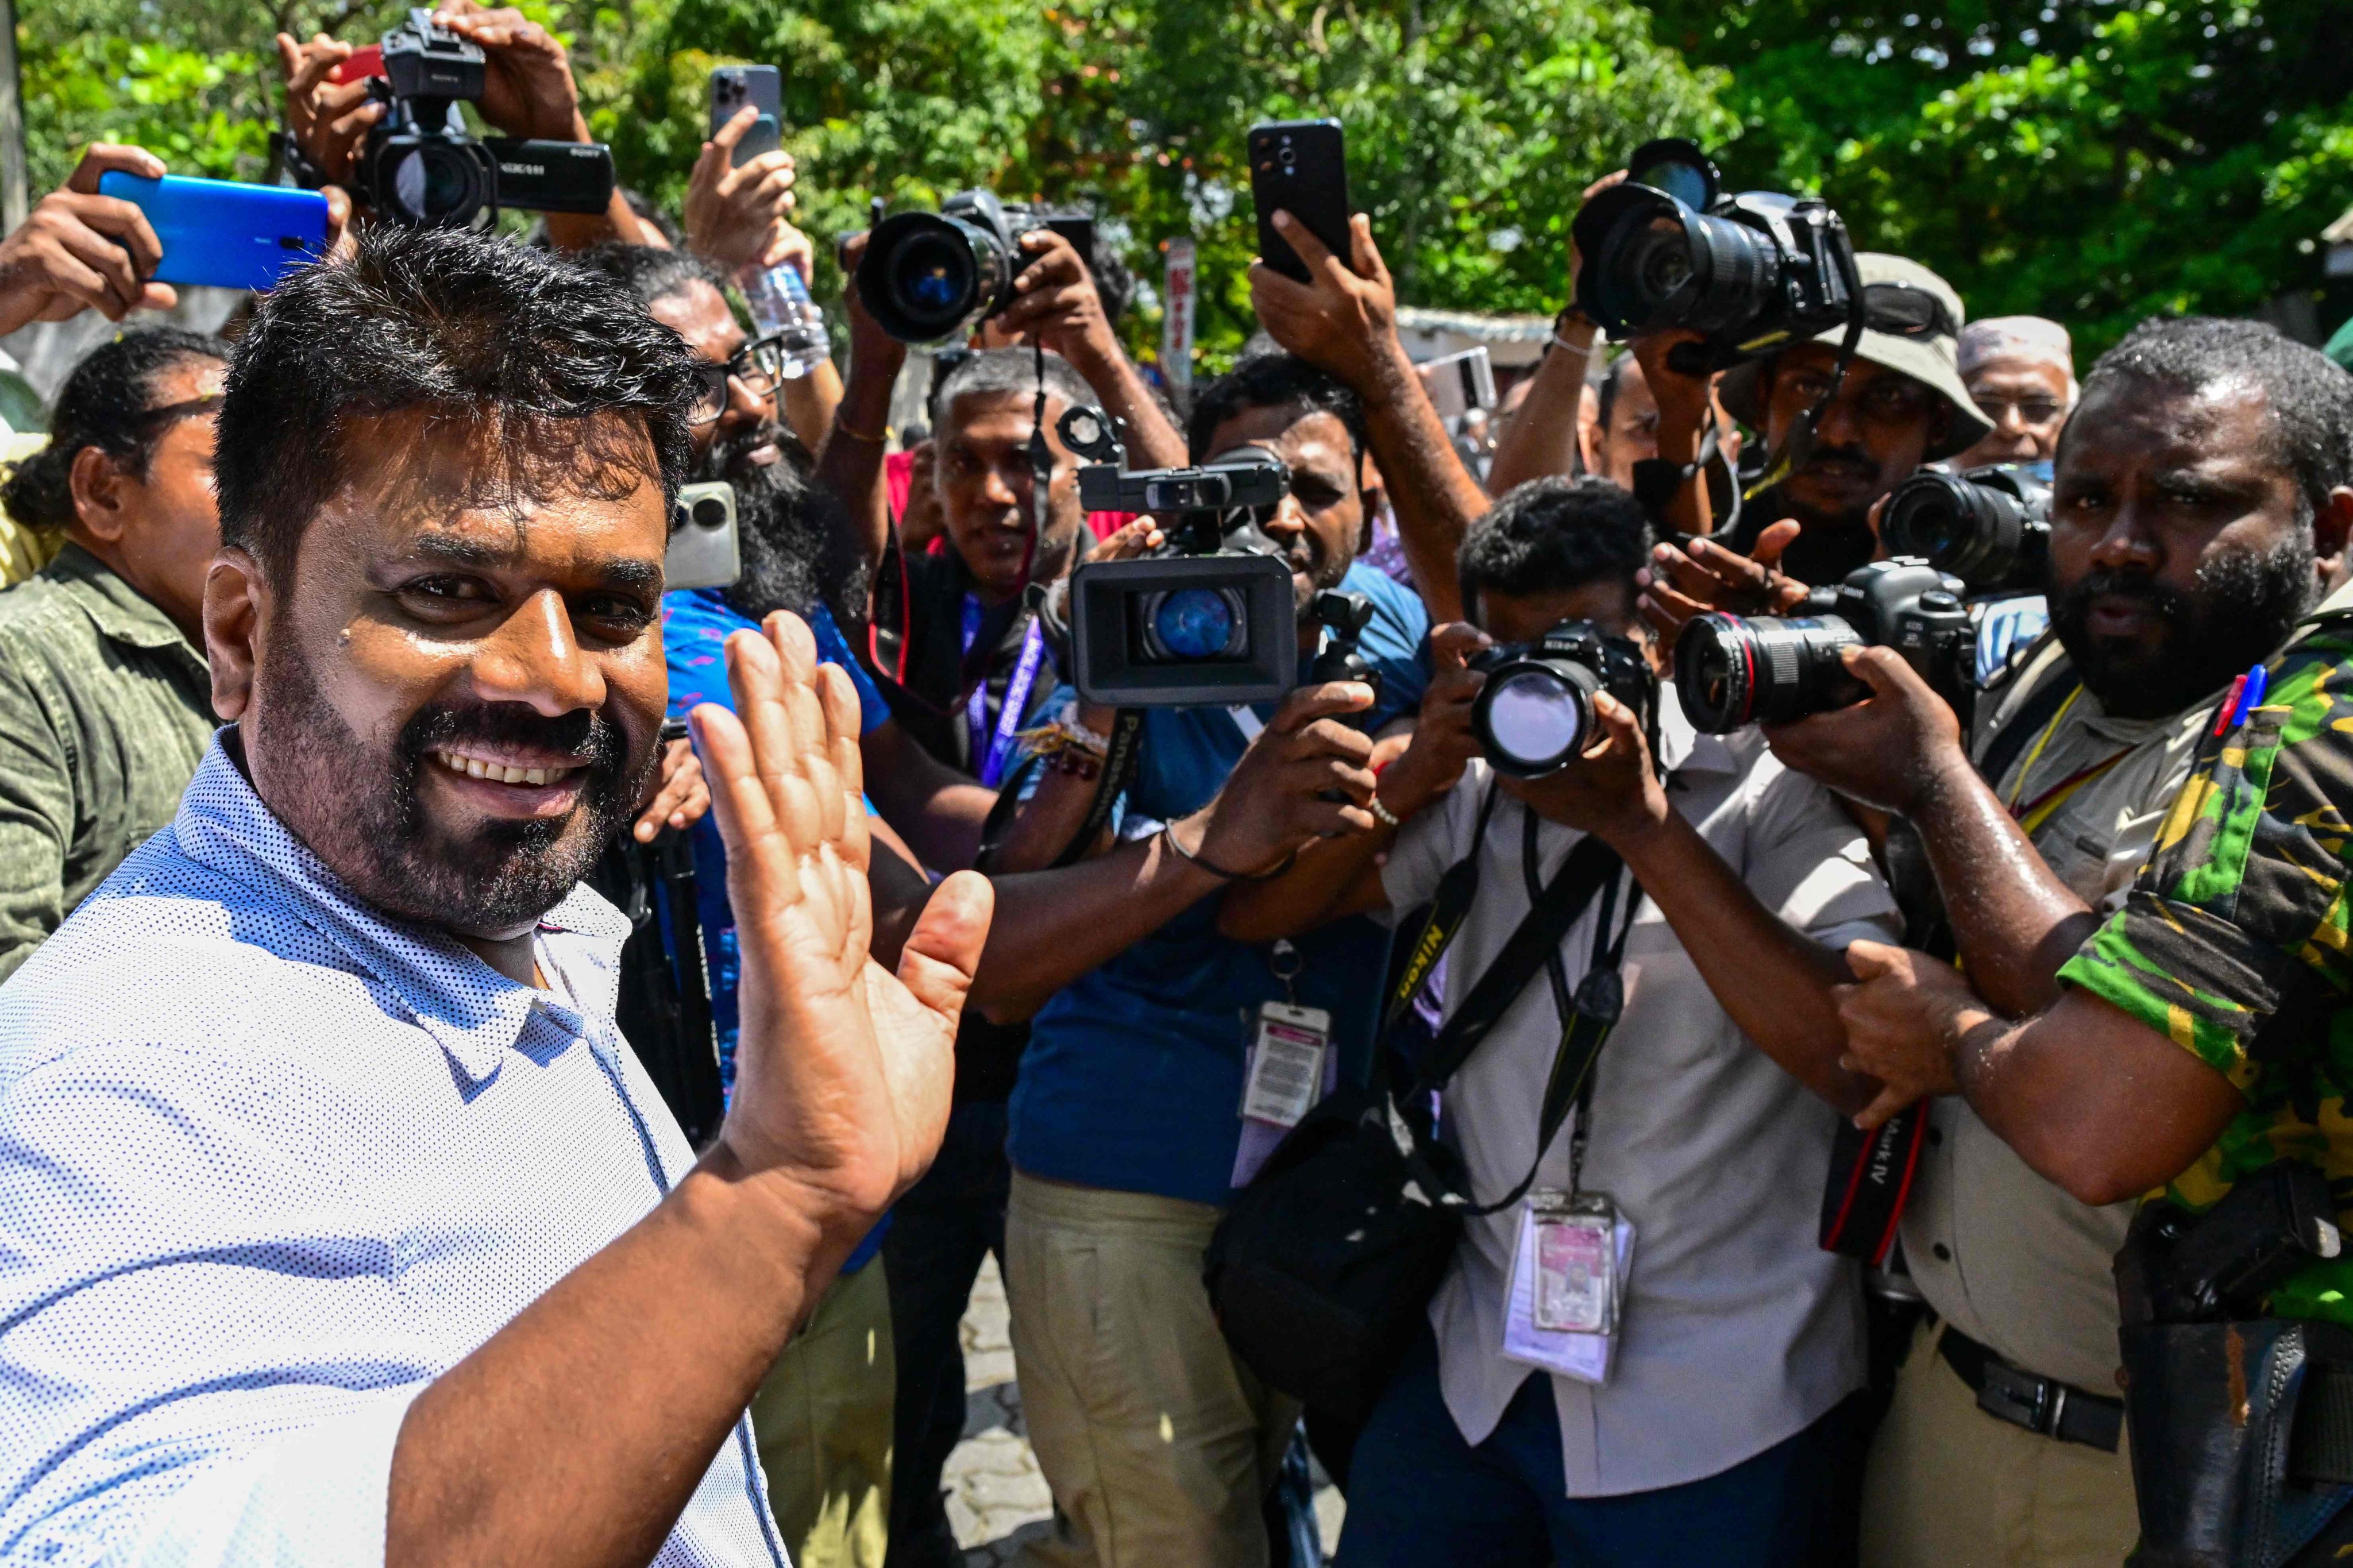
[1205,796,1629,1427]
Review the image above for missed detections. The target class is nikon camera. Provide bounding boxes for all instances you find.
[1880,462,2054,597]
[1469,621,1654,778]
[1675,558,1974,734]
[350,10,616,228]
[857,191,1096,342]
[1572,138,1857,374]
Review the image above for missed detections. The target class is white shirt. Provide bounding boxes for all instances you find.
[0,740,786,1566]
[1379,692,1902,1497]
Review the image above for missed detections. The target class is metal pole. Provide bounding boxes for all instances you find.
[0,0,25,233]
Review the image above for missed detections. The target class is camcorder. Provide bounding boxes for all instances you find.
[347,9,616,228]
[857,190,1096,342]
[1572,138,1858,375]
[1057,405,1316,709]
[1675,558,1974,733]
[1880,462,2054,597]
[1469,622,1654,778]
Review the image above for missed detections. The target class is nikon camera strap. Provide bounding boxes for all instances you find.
[1380,787,1636,1216]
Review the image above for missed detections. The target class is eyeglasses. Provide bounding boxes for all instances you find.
[1862,281,1960,342]
[1973,393,2068,427]
[688,333,791,426]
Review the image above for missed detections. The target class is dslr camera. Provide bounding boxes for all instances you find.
[858,191,1096,342]
[1572,138,1858,374]
[1880,462,2054,597]
[1469,621,1654,778]
[1675,558,1974,734]
[349,9,616,228]
[1056,405,1307,708]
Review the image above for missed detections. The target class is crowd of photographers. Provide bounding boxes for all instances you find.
[2,6,2353,1568]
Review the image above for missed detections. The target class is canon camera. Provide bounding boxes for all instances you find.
[349,10,615,228]
[1057,406,1305,708]
[1880,462,2054,597]
[1572,138,1858,374]
[857,191,1096,343]
[1674,558,1973,734]
[1469,621,1654,778]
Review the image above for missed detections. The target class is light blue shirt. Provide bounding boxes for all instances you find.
[0,737,786,1566]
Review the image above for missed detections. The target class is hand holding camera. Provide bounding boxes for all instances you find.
[1757,642,1972,818]
[427,3,583,144]
[1374,623,1492,820]
[993,229,1121,373]
[685,106,800,274]
[1495,687,1666,844]
[0,144,173,336]
[1635,526,1808,649]
[1185,682,1381,876]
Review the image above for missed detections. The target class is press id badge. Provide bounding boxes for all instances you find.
[1239,1002,1330,1130]
[1531,1190,1621,1334]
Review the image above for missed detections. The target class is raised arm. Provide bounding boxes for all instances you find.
[1249,214,1488,623]
[1487,170,1621,495]
[379,612,990,1565]
[993,230,1186,469]
[816,230,909,617]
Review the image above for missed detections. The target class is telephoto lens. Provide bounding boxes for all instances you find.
[1674,558,1975,733]
[1469,622,1653,778]
[858,202,1021,342]
[1880,463,2054,595]
[1673,612,1865,734]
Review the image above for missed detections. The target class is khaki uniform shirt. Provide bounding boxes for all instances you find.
[1899,638,2215,1391]
[0,543,214,980]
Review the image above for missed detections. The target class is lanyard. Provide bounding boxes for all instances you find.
[2001,681,2132,837]
[1523,805,1637,1198]
[961,595,1049,789]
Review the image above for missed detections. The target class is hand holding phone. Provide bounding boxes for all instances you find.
[1249,120,1353,283]
[0,144,177,335]
[96,174,330,293]
[709,65,784,169]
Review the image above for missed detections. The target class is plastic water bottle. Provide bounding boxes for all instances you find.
[739,262,830,379]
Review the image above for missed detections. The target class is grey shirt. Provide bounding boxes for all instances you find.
[0,544,214,979]
[1381,693,1902,1497]
[1898,638,2215,1391]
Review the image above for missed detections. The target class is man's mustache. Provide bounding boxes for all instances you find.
[399,701,625,778]
[2055,568,2190,627]
[1803,444,1877,476]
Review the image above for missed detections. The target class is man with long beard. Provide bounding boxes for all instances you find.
[1752,315,2353,1568]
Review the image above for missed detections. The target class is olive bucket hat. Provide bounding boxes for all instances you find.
[1718,252,1993,462]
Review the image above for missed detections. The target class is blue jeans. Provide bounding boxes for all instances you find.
[881,1100,1010,1568]
[1334,1331,1845,1567]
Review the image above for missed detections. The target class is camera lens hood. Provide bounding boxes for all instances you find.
[859,204,1023,343]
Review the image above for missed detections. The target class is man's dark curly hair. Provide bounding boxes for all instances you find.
[215,225,703,585]
[2067,315,2353,523]
[1457,476,1652,615]
[1186,350,1367,463]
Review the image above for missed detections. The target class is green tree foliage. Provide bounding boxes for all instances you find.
[1650,0,2353,354]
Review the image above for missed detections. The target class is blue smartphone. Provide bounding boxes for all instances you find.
[95,173,330,293]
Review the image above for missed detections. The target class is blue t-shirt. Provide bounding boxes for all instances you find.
[664,590,892,1269]
[1005,563,1432,1207]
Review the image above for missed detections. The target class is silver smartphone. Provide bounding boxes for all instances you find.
[667,482,741,590]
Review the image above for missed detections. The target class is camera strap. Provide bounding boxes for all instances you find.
[1051,707,1143,870]
[1743,242,1869,503]
[961,598,1050,788]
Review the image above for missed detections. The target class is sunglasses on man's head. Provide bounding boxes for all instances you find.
[687,332,793,426]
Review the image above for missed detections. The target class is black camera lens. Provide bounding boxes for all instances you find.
[389,140,489,227]
[1140,587,1248,662]
[1881,467,2051,594]
[690,495,729,530]
[1475,664,1598,777]
[859,208,1021,342]
[1581,187,1785,339]
[1675,613,1865,733]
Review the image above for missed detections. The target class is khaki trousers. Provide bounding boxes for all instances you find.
[1861,1320,2138,1568]
[1004,1170,1301,1568]
[749,1256,895,1568]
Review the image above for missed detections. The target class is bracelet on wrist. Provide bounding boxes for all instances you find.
[1160,821,1294,883]
[831,412,888,445]
[1370,794,1402,831]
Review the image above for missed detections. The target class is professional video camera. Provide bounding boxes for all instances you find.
[1055,405,1320,708]
[1675,558,1973,733]
[346,9,616,228]
[1880,462,2054,597]
[857,191,1097,342]
[1572,138,1858,375]
[1469,622,1654,778]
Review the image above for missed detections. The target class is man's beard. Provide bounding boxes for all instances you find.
[1777,443,1883,585]
[1280,524,1352,617]
[698,423,855,622]
[2049,532,2316,720]
[245,638,651,935]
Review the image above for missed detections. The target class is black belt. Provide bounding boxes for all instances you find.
[1938,1324,2124,1453]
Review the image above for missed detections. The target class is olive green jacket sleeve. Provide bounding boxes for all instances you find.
[0,650,76,980]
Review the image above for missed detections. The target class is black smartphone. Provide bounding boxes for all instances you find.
[1249,119,1352,282]
[709,65,783,168]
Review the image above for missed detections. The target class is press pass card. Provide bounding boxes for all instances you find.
[1534,1208,1615,1333]
[1230,1002,1336,1189]
[1504,1194,1635,1385]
